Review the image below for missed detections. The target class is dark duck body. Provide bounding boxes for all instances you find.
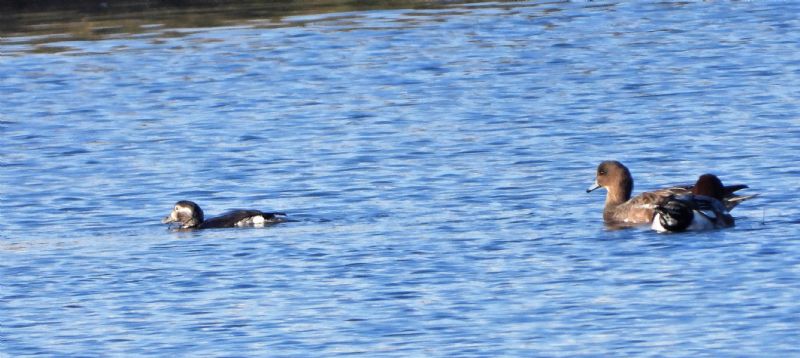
[651,174,739,233]
[162,200,287,229]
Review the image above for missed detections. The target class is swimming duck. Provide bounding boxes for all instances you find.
[651,174,736,233]
[162,200,287,229]
[587,161,751,226]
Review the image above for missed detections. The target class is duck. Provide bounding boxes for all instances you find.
[161,200,287,229]
[651,174,736,233]
[587,161,752,226]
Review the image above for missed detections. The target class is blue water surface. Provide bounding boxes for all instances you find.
[2,1,800,356]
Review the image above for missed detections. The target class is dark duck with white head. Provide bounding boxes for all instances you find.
[162,200,287,229]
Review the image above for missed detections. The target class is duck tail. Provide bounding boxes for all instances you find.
[723,193,757,211]
[723,184,748,195]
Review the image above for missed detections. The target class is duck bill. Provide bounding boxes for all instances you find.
[586,180,601,193]
[161,213,177,224]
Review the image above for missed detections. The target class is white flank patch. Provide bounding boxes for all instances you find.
[235,215,266,227]
[252,215,266,227]
[651,213,668,233]
[686,211,715,231]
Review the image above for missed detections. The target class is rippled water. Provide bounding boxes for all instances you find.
[3,1,800,355]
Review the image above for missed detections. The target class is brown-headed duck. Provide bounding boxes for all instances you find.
[587,161,752,226]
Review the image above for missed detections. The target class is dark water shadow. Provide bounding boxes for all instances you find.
[1,0,489,49]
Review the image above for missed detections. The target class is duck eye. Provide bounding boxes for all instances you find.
[174,206,180,211]
[599,170,607,175]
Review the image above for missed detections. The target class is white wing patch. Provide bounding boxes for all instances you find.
[235,215,267,227]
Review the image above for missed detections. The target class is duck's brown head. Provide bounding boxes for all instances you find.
[587,160,634,203]
[692,174,725,201]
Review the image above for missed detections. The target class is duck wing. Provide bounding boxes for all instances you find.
[607,188,682,224]
[653,195,695,232]
[631,187,690,207]
[664,183,753,211]
[689,195,735,228]
[653,194,734,232]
